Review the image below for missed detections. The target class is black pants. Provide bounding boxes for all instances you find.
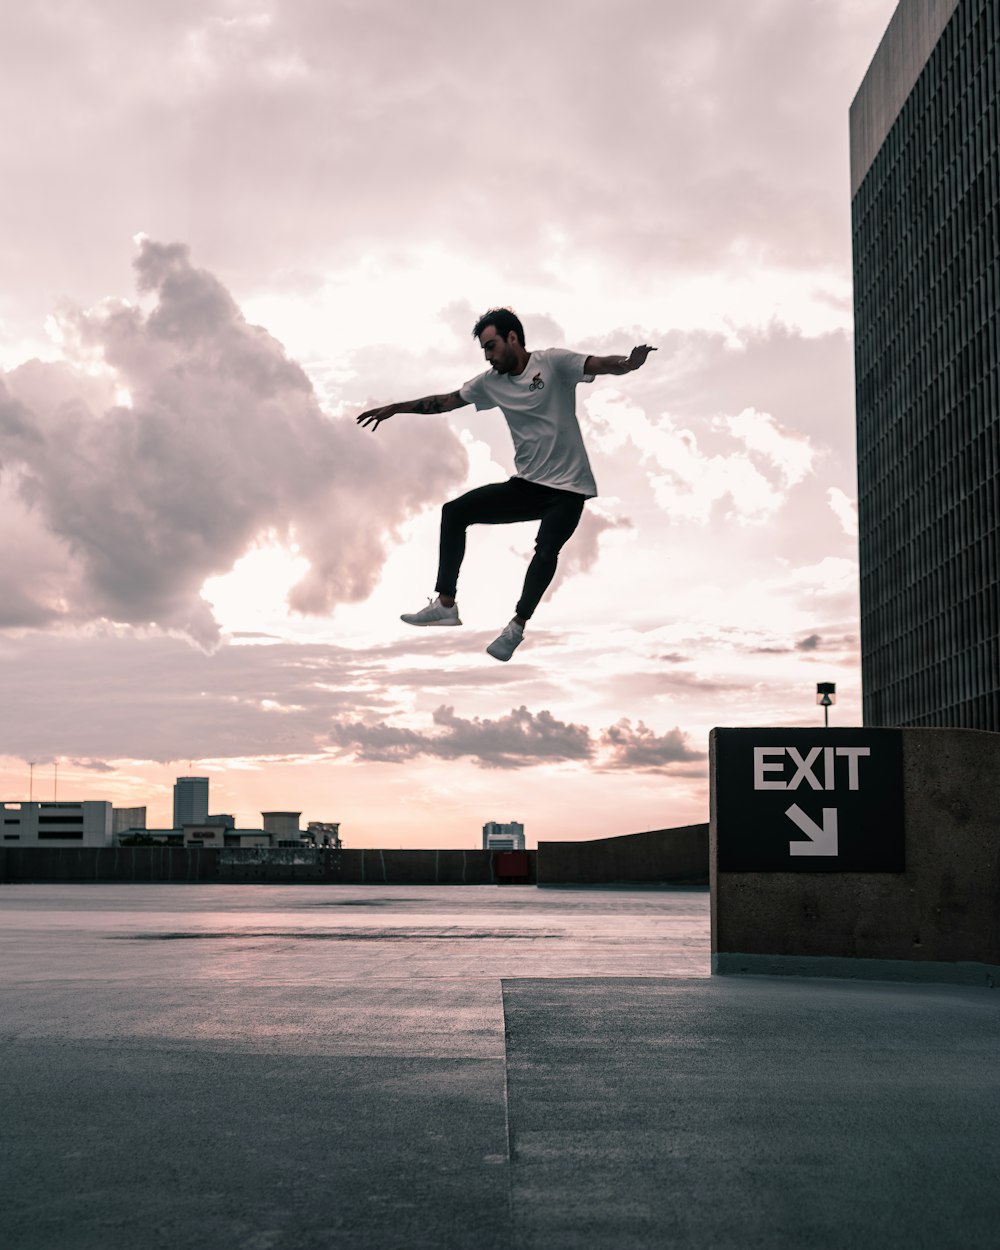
[435,478,586,620]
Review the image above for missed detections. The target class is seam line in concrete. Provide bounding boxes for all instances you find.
[500,978,518,1250]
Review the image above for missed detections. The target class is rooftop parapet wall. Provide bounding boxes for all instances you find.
[0,828,711,886]
[711,727,1000,985]
[849,0,959,196]
[0,847,535,885]
[537,825,708,885]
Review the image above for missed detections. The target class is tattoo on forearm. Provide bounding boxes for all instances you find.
[410,395,449,414]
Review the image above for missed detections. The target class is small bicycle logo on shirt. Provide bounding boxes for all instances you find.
[529,373,545,391]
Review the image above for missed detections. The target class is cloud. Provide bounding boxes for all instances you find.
[0,631,393,764]
[585,391,818,527]
[598,719,706,771]
[331,704,593,770]
[570,321,863,609]
[654,324,857,462]
[0,626,715,776]
[827,486,858,536]
[723,408,816,486]
[0,384,40,443]
[542,505,634,599]
[749,631,825,655]
[0,1,896,345]
[0,240,468,643]
[0,1,886,843]
[604,668,746,702]
[332,703,707,775]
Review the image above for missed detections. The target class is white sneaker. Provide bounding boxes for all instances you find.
[400,595,462,627]
[486,619,524,661]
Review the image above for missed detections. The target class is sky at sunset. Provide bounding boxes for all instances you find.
[0,0,899,846]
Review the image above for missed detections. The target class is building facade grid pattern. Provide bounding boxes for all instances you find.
[853,0,1000,729]
[173,777,209,829]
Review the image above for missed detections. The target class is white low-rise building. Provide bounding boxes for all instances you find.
[482,820,526,851]
[1,801,113,847]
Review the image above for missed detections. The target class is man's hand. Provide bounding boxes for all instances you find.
[584,346,658,376]
[626,345,657,371]
[356,405,397,431]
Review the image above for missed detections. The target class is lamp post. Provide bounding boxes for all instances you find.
[816,682,836,728]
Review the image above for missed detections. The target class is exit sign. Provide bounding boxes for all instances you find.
[712,728,905,872]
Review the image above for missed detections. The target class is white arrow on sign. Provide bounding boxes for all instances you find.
[786,804,839,856]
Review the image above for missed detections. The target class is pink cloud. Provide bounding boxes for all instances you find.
[0,241,468,643]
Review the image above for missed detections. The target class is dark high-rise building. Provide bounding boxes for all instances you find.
[173,776,209,828]
[850,0,999,729]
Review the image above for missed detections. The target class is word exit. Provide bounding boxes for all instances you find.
[753,746,871,792]
[713,728,904,873]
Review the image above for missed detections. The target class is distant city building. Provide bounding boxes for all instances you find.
[116,811,322,849]
[307,821,342,848]
[181,824,225,847]
[851,0,999,728]
[230,831,270,848]
[112,806,147,835]
[1,801,113,847]
[3,788,336,853]
[181,824,268,848]
[117,824,270,848]
[262,811,303,846]
[173,777,209,828]
[482,821,525,851]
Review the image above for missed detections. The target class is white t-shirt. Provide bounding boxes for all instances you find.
[459,348,597,497]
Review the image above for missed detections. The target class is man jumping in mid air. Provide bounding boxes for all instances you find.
[357,308,655,661]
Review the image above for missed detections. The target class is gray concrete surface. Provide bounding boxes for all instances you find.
[2,884,998,1249]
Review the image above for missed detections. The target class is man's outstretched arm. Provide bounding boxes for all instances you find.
[356,390,468,431]
[583,345,657,376]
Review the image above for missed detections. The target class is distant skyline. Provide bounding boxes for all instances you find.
[0,1,899,845]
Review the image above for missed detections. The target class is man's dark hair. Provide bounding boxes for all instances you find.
[472,308,525,347]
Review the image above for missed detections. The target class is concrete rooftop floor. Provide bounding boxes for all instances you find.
[1,883,998,1249]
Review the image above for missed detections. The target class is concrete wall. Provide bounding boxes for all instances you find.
[0,846,537,886]
[215,848,536,885]
[0,828,715,887]
[712,728,1000,985]
[0,846,220,883]
[537,825,708,886]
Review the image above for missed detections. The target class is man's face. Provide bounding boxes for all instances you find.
[479,325,519,373]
